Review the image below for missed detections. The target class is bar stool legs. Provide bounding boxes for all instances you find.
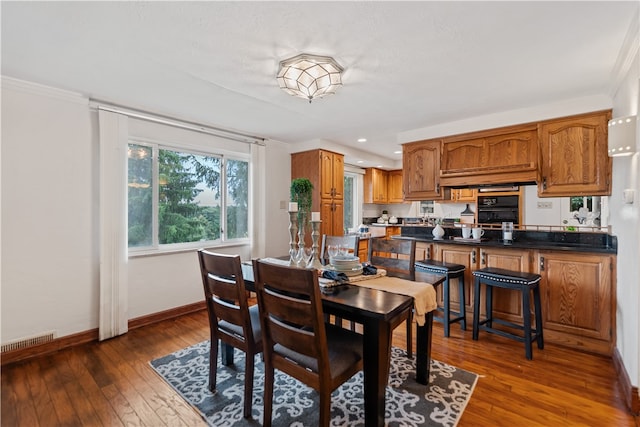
[472,267,544,360]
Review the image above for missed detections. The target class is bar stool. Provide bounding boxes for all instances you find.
[472,267,544,360]
[415,260,466,337]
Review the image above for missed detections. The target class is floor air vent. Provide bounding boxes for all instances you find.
[1,331,55,353]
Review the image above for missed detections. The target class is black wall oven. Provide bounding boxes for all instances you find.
[477,195,519,224]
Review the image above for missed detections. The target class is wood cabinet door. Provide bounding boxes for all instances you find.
[402,139,442,200]
[364,168,389,203]
[358,239,369,263]
[479,247,532,323]
[319,150,336,199]
[440,129,537,183]
[387,170,404,203]
[331,153,344,200]
[536,251,614,356]
[538,111,611,196]
[320,198,344,237]
[434,244,476,316]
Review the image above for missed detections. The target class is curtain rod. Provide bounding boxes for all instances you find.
[91,101,267,146]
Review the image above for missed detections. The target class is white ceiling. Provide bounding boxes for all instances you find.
[2,1,638,163]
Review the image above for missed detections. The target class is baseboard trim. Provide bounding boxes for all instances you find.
[1,302,206,367]
[1,328,98,366]
[128,301,206,330]
[613,347,640,415]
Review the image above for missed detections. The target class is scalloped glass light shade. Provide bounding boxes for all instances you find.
[277,54,343,103]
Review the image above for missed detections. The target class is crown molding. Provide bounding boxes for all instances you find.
[1,76,88,105]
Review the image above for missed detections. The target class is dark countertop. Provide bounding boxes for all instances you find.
[395,225,617,254]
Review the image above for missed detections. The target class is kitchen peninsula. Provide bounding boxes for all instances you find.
[396,224,617,357]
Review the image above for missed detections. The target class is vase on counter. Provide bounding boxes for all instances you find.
[432,223,445,240]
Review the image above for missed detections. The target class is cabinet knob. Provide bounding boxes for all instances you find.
[471,250,476,264]
[481,251,486,265]
[540,256,545,271]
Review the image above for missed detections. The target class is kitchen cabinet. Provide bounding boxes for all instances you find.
[535,251,614,356]
[441,188,477,203]
[538,110,612,197]
[387,170,404,203]
[364,168,388,203]
[440,126,538,187]
[364,168,405,204]
[433,244,532,325]
[402,139,444,200]
[291,149,344,239]
[358,238,369,263]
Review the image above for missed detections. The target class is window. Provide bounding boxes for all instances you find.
[563,196,601,226]
[344,172,362,232]
[128,142,249,250]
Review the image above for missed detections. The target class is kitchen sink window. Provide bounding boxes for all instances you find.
[562,196,602,227]
[127,141,250,251]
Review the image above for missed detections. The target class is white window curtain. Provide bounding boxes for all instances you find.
[98,110,129,340]
[250,142,267,258]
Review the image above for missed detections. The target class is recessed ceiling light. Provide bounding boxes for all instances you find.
[394,150,402,154]
[357,138,367,143]
[376,165,383,168]
[357,160,364,164]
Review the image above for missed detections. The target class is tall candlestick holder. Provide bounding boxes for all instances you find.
[308,220,324,269]
[297,212,307,267]
[288,210,299,266]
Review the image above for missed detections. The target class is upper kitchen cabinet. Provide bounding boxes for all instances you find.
[291,149,344,237]
[387,170,404,203]
[364,168,405,204]
[402,139,445,200]
[538,110,612,197]
[440,124,538,187]
[364,168,388,203]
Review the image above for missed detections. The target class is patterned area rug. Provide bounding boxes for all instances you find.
[150,341,478,427]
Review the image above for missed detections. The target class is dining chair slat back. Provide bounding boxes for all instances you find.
[368,237,416,356]
[252,259,363,427]
[197,250,262,419]
[368,238,416,281]
[320,234,360,265]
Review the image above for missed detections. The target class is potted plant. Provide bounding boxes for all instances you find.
[290,177,314,226]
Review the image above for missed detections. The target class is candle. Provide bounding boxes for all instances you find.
[288,202,298,212]
[311,211,321,222]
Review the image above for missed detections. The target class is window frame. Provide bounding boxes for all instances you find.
[127,137,251,256]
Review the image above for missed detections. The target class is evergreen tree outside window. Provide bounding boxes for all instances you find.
[127,142,249,250]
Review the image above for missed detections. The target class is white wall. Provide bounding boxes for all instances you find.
[610,52,639,386]
[1,78,292,343]
[1,80,98,342]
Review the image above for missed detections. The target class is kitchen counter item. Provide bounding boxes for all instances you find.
[397,226,617,254]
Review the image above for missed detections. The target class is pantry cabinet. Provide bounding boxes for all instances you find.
[291,149,344,239]
[535,251,614,355]
[402,139,444,200]
[538,110,612,197]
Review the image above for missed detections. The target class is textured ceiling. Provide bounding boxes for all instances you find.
[2,1,638,163]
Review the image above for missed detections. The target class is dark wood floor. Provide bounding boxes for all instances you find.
[2,309,638,426]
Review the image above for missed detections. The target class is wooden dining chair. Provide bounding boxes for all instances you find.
[320,234,360,265]
[252,259,364,427]
[368,237,417,357]
[197,250,262,419]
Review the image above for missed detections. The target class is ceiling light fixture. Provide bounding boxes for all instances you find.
[276,53,343,103]
[357,138,367,143]
[608,115,637,157]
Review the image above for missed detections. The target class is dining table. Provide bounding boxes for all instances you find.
[235,259,444,427]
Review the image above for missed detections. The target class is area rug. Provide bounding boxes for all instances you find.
[150,341,478,427]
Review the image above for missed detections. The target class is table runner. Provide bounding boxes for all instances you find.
[247,258,437,326]
[349,276,437,326]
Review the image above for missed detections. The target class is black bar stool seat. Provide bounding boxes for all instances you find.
[416,260,466,337]
[472,267,544,360]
